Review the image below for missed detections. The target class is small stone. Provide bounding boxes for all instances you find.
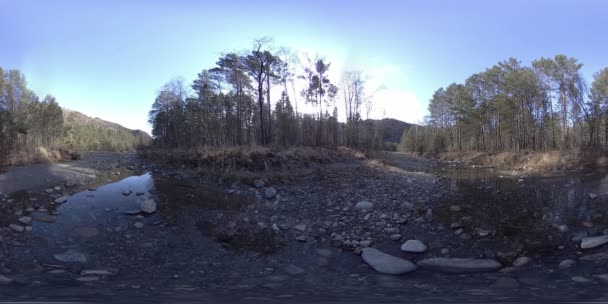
[454,228,464,236]
[450,223,463,229]
[384,227,399,234]
[557,225,569,233]
[581,235,608,249]
[589,193,599,199]
[355,201,374,210]
[9,224,24,232]
[122,190,132,196]
[441,248,449,255]
[45,188,54,193]
[77,276,100,282]
[140,199,157,214]
[25,226,32,232]
[512,256,531,267]
[400,240,428,253]
[0,274,14,285]
[389,234,402,241]
[54,186,61,191]
[449,205,461,212]
[361,248,417,274]
[18,216,32,225]
[54,249,87,263]
[134,222,144,229]
[81,269,117,276]
[54,196,68,204]
[558,259,576,269]
[293,224,307,232]
[417,258,502,273]
[363,214,371,221]
[295,235,307,242]
[254,180,265,188]
[264,187,277,199]
[477,229,490,237]
[360,240,373,247]
[572,276,594,284]
[459,233,472,240]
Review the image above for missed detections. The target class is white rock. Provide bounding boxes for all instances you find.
[572,276,594,283]
[0,274,14,285]
[450,205,462,212]
[134,222,144,229]
[400,240,428,253]
[589,193,599,199]
[140,199,157,214]
[417,258,502,273]
[18,216,32,224]
[361,248,417,274]
[558,259,576,269]
[355,201,374,210]
[557,225,569,233]
[54,186,61,191]
[54,249,87,263]
[359,240,373,247]
[81,269,117,276]
[54,196,68,204]
[9,224,24,232]
[512,256,531,267]
[581,235,608,249]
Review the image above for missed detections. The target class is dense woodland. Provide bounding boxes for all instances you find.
[400,55,608,153]
[148,39,389,151]
[0,67,150,165]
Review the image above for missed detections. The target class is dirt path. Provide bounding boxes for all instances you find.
[0,152,136,194]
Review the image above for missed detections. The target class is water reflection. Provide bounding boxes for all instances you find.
[31,173,156,240]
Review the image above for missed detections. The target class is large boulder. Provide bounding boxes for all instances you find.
[361,248,417,274]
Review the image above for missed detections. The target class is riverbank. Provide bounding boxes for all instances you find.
[410,150,608,173]
[2,150,608,301]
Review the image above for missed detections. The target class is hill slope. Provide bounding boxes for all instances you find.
[363,118,414,143]
[63,109,151,152]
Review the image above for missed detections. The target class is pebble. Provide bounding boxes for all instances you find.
[293,224,307,232]
[557,225,569,233]
[558,259,576,269]
[0,274,14,285]
[77,276,100,282]
[572,276,594,284]
[9,224,24,232]
[254,180,265,188]
[295,235,307,242]
[389,234,402,241]
[449,205,461,212]
[54,186,61,191]
[18,216,32,225]
[81,269,117,276]
[400,240,428,253]
[54,196,68,204]
[441,248,449,255]
[264,187,277,199]
[355,201,374,210]
[512,256,531,267]
[589,193,599,199]
[417,258,502,273]
[54,249,87,263]
[454,228,464,236]
[581,235,608,249]
[140,199,157,214]
[134,222,144,229]
[359,240,373,247]
[284,264,305,275]
[361,248,417,274]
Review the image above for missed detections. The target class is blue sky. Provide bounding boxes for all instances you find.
[1,0,607,134]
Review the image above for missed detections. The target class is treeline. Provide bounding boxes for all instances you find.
[0,67,150,165]
[0,68,64,164]
[148,38,387,151]
[399,55,608,153]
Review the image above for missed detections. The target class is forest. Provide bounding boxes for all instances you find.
[147,39,389,151]
[399,55,608,153]
[0,67,150,165]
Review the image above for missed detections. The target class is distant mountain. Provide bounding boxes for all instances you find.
[363,118,414,143]
[63,109,151,151]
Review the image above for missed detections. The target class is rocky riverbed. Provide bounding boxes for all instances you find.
[2,152,608,302]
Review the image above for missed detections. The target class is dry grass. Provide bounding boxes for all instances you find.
[138,145,363,173]
[429,150,608,172]
[4,147,63,166]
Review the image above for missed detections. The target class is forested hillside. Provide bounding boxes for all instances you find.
[0,67,151,165]
[147,39,389,152]
[399,55,608,153]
